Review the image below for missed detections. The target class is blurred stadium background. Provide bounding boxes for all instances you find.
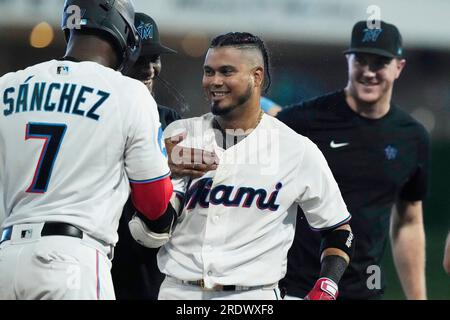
[0,0,448,299]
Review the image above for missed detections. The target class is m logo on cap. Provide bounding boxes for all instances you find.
[362,28,383,42]
[137,21,153,40]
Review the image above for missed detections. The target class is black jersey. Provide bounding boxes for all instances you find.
[277,90,430,299]
[112,104,181,300]
[157,105,183,130]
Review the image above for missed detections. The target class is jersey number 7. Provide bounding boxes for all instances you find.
[25,122,67,193]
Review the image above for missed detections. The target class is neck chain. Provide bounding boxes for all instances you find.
[254,109,264,127]
[212,109,264,149]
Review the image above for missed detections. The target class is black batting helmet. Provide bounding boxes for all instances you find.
[61,0,140,72]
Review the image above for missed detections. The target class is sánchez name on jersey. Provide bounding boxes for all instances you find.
[3,80,109,121]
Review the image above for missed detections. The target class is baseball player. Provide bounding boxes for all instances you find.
[152,32,355,300]
[0,0,174,300]
[278,21,430,300]
[111,12,181,300]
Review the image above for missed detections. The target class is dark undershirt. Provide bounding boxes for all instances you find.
[277,89,430,299]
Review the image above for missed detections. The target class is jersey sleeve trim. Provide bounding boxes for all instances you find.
[129,171,171,184]
[309,214,352,232]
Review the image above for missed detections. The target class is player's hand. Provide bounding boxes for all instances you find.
[304,278,338,300]
[165,134,219,179]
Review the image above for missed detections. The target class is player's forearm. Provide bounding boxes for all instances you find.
[136,192,183,232]
[305,224,353,300]
[443,232,450,275]
[130,176,173,220]
[390,204,427,299]
[128,193,182,248]
[135,202,177,233]
[319,224,353,283]
[320,251,349,284]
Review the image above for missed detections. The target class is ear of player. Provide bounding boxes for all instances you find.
[305,277,339,300]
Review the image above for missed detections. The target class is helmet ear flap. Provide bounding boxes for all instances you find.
[119,33,141,74]
[118,15,141,73]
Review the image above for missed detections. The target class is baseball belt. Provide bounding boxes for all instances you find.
[168,276,277,291]
[0,222,114,260]
[1,222,82,243]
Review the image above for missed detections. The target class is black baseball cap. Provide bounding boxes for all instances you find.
[135,12,176,56]
[344,20,403,58]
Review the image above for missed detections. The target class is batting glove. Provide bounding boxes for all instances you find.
[304,277,338,300]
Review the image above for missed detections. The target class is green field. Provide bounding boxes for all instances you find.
[382,227,450,300]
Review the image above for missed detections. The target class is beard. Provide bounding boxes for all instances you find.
[211,83,253,116]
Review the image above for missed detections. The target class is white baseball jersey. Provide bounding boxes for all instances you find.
[158,113,350,288]
[0,59,170,245]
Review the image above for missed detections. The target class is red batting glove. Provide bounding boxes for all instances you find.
[304,277,339,300]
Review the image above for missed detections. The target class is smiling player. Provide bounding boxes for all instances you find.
[278,20,430,300]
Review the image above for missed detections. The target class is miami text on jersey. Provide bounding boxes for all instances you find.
[184,177,282,211]
[2,80,110,121]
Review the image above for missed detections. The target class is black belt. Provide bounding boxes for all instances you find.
[0,222,83,244]
[186,279,241,291]
[172,277,272,291]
